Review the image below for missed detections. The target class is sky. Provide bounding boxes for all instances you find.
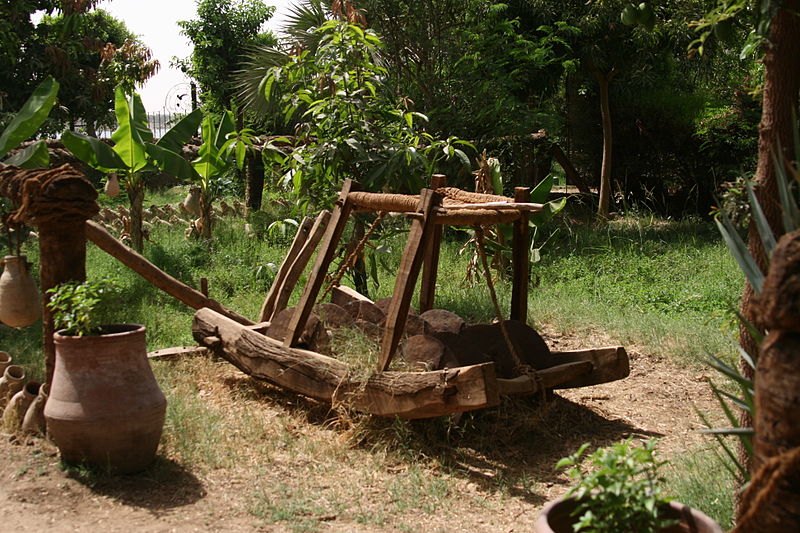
[95,0,295,111]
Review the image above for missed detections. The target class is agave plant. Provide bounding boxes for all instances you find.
[707,115,800,482]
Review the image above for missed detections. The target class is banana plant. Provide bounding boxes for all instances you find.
[189,111,257,239]
[0,76,60,169]
[62,87,202,251]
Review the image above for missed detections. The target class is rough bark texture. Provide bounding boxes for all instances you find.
[244,150,265,213]
[734,232,800,533]
[737,1,800,497]
[127,181,145,253]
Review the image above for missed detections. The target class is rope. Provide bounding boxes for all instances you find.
[321,211,386,300]
[733,446,800,533]
[0,164,98,225]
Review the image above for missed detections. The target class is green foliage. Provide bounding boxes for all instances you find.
[177,0,276,113]
[557,439,678,533]
[262,20,471,209]
[0,76,59,168]
[46,279,116,337]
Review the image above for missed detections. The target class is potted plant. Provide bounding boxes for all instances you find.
[43,280,167,474]
[536,439,723,533]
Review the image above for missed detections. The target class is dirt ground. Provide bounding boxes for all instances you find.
[0,326,723,533]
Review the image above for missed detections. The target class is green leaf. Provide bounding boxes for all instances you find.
[2,140,50,168]
[146,144,198,180]
[0,76,59,158]
[531,175,554,204]
[61,130,125,172]
[131,93,154,143]
[111,88,148,172]
[745,179,777,257]
[156,108,203,153]
[715,213,764,293]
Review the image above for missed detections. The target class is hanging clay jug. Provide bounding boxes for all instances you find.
[182,186,202,217]
[104,173,120,197]
[0,364,26,408]
[21,383,48,436]
[0,255,42,328]
[3,381,39,432]
[0,351,10,375]
[44,324,167,474]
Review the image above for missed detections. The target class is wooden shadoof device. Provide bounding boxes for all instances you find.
[192,176,631,419]
[0,165,629,419]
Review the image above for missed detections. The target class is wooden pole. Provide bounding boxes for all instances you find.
[86,221,253,325]
[419,174,446,313]
[510,187,531,323]
[0,165,99,387]
[378,188,440,371]
[285,180,357,347]
[258,216,315,322]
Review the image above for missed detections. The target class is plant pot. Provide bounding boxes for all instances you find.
[0,255,41,328]
[3,381,39,432]
[0,364,26,408]
[535,497,724,533]
[104,173,120,197]
[21,383,48,436]
[0,351,10,374]
[44,324,167,474]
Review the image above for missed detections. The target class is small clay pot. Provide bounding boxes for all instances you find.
[0,364,26,409]
[3,381,39,433]
[21,383,48,436]
[104,173,120,197]
[0,351,11,375]
[535,497,724,533]
[0,255,41,328]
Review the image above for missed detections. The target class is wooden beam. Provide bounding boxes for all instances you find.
[269,210,331,323]
[285,180,357,347]
[378,188,440,371]
[330,285,373,307]
[420,174,447,313]
[258,216,315,322]
[85,221,254,325]
[510,187,531,323]
[548,346,630,389]
[496,361,593,396]
[193,307,500,418]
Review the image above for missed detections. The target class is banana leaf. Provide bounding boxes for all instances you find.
[3,140,50,169]
[146,144,198,181]
[0,77,59,158]
[156,108,203,153]
[131,93,154,144]
[111,88,148,172]
[62,130,126,172]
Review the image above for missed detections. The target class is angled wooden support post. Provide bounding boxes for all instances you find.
[419,174,446,313]
[285,180,357,347]
[258,216,315,322]
[510,187,531,323]
[378,188,441,371]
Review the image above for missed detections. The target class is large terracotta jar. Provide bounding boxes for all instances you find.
[0,255,41,328]
[44,324,167,474]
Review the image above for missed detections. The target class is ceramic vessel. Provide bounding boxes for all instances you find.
[3,381,39,432]
[535,497,724,533]
[104,173,120,197]
[44,324,167,473]
[0,351,10,375]
[0,255,41,328]
[21,383,48,436]
[0,364,26,408]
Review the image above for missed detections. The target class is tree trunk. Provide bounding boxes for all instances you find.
[244,150,265,213]
[737,1,800,491]
[589,64,618,218]
[127,180,145,253]
[733,231,800,533]
[200,192,213,239]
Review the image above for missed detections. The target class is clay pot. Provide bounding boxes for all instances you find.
[44,324,167,474]
[0,364,26,408]
[0,255,42,327]
[182,186,202,217]
[535,497,724,533]
[21,383,48,436]
[3,381,39,432]
[104,173,120,197]
[0,351,10,375]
